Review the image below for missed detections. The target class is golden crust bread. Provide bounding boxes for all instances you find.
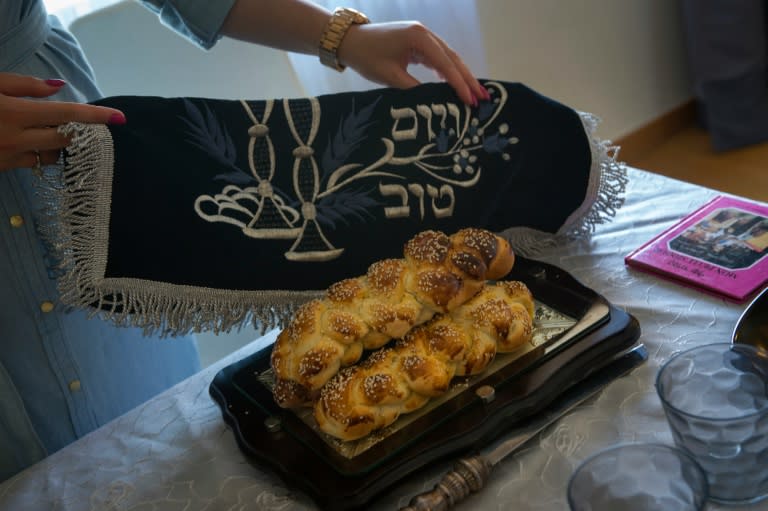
[313,281,535,441]
[270,228,515,408]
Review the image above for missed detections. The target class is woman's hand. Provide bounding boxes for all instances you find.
[221,1,486,106]
[338,21,489,106]
[0,72,126,172]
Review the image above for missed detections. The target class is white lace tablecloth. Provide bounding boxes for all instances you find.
[1,167,764,511]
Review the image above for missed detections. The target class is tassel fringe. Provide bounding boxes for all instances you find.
[500,112,627,256]
[42,123,321,337]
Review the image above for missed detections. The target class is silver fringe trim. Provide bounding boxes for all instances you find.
[499,111,628,256]
[44,112,627,337]
[43,122,321,337]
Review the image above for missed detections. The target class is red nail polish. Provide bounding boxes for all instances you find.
[45,79,66,87]
[108,113,127,125]
[481,87,491,101]
[471,94,478,108]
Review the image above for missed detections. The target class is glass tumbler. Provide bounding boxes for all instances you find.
[567,443,708,511]
[656,342,768,504]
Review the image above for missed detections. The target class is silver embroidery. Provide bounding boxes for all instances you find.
[194,81,517,263]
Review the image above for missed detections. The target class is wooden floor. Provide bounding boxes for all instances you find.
[620,124,768,204]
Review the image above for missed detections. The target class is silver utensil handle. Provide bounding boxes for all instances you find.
[399,456,491,511]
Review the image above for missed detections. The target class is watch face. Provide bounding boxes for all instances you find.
[351,11,370,23]
[338,7,369,24]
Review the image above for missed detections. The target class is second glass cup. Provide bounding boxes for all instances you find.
[656,342,768,504]
[568,443,708,510]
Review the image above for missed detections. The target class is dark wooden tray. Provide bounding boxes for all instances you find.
[209,257,642,510]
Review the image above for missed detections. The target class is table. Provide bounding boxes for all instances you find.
[1,167,764,511]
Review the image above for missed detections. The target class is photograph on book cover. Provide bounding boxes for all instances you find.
[669,205,768,269]
[625,195,768,302]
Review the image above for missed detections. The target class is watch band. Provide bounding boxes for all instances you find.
[319,7,370,72]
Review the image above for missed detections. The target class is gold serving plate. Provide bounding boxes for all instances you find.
[255,299,590,459]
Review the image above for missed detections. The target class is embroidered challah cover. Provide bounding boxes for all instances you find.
[44,81,626,335]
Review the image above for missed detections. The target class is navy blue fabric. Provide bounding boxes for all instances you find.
[91,81,591,293]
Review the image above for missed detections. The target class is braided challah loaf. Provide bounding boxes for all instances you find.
[313,280,535,441]
[271,228,515,408]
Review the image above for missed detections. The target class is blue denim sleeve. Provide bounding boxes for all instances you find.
[139,0,238,50]
[0,0,203,482]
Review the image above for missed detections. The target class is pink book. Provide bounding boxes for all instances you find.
[625,195,768,302]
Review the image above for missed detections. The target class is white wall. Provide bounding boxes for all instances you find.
[287,0,693,140]
[69,1,307,101]
[476,0,692,138]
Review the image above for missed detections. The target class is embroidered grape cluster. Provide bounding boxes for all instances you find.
[439,86,519,176]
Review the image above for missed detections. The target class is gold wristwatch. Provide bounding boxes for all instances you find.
[319,7,370,72]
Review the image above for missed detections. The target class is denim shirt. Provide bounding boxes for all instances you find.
[0,0,234,480]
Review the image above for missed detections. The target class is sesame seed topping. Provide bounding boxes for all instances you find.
[458,228,499,263]
[402,355,423,371]
[327,278,363,302]
[327,312,362,340]
[367,259,405,293]
[363,374,394,402]
[298,346,337,379]
[405,230,450,263]
[451,251,485,279]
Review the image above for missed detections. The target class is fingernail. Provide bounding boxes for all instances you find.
[481,87,491,101]
[108,113,127,125]
[45,79,66,87]
[471,94,478,108]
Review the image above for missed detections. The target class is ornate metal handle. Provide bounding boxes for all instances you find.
[399,456,492,511]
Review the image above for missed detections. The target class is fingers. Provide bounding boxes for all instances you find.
[432,36,489,104]
[0,72,127,173]
[409,27,474,105]
[17,98,126,128]
[0,126,70,172]
[0,71,126,127]
[0,149,61,173]
[338,22,485,106]
[386,67,422,90]
[15,126,71,151]
[0,71,68,98]
[415,29,488,106]
[39,149,62,166]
